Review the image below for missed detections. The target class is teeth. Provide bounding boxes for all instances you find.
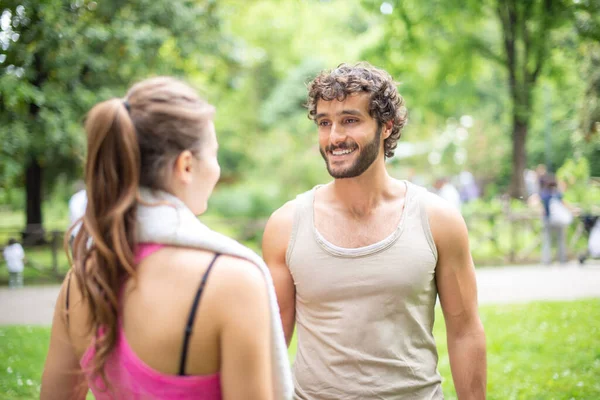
[332,148,353,155]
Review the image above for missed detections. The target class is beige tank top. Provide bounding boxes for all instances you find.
[286,181,443,400]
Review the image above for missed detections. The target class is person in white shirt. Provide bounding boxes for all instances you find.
[3,238,25,288]
[68,188,88,238]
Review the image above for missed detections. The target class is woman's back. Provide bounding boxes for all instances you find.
[72,247,224,375]
[49,245,272,400]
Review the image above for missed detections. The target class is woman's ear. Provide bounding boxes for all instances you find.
[173,150,194,184]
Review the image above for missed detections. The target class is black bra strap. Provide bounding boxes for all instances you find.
[178,253,220,376]
[65,270,72,325]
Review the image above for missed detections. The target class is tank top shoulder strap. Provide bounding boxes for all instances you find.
[178,252,220,376]
[405,181,438,261]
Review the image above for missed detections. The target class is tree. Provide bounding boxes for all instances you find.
[0,0,233,241]
[573,1,600,176]
[362,0,582,198]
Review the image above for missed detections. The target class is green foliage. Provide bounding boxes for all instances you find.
[360,0,594,198]
[557,157,600,212]
[1,0,600,231]
[260,59,325,127]
[558,157,591,188]
[573,1,600,42]
[209,182,282,218]
[0,0,236,202]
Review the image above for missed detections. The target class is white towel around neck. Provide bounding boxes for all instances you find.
[136,187,293,400]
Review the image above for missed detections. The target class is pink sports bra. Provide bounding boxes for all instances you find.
[76,243,222,399]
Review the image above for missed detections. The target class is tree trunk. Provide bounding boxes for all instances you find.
[23,49,46,245]
[22,157,45,244]
[509,117,528,199]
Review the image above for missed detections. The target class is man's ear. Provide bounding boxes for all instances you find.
[173,150,194,184]
[383,120,394,139]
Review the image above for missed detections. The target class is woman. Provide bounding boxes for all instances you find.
[41,77,274,399]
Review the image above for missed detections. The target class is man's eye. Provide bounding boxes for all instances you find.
[318,121,331,127]
[345,118,358,124]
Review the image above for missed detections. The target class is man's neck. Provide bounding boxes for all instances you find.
[330,163,394,218]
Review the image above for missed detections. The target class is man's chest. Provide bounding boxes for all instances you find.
[314,208,403,248]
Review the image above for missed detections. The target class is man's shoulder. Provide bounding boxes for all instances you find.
[263,186,321,248]
[420,189,467,246]
[263,199,299,257]
[402,180,435,203]
[403,179,428,192]
[270,199,297,222]
[268,185,321,220]
[411,183,463,223]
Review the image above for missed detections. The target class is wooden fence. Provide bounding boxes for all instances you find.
[464,210,591,264]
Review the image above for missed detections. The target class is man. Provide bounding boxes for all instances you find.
[262,63,486,399]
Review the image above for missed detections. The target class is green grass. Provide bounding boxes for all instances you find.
[0,326,47,399]
[1,299,599,399]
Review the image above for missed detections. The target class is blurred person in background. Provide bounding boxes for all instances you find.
[68,181,87,237]
[459,170,480,203]
[3,238,25,288]
[540,174,572,265]
[434,176,462,211]
[579,215,600,264]
[68,181,88,249]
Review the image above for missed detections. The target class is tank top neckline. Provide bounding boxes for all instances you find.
[310,180,412,258]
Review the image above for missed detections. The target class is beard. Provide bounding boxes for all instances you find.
[320,124,382,179]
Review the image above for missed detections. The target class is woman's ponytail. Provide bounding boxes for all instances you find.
[67,98,140,388]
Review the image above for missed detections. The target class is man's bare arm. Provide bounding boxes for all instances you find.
[262,200,297,346]
[428,195,487,399]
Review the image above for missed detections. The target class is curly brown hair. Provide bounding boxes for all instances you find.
[306,62,407,158]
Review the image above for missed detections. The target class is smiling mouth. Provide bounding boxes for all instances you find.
[329,147,356,156]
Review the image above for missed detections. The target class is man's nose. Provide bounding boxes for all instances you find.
[330,123,347,145]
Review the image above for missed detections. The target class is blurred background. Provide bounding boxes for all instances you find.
[1,0,600,399]
[1,0,600,264]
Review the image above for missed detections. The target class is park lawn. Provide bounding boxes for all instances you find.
[1,299,599,399]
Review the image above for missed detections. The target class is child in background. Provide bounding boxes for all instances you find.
[3,238,25,288]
